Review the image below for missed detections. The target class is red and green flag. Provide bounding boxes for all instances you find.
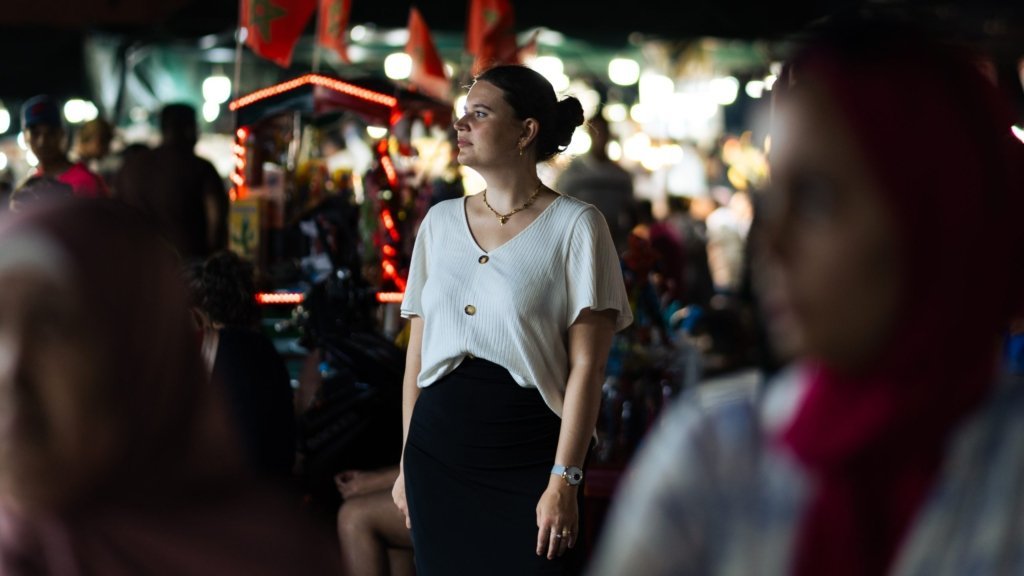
[317,0,353,63]
[239,0,317,67]
[406,8,451,101]
[466,0,517,75]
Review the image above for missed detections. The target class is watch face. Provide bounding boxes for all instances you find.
[566,466,583,485]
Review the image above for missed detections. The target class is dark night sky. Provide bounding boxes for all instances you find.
[0,0,1021,100]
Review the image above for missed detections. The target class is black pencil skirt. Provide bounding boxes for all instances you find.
[403,357,584,576]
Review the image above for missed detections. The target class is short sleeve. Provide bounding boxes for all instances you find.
[401,211,431,319]
[565,206,633,331]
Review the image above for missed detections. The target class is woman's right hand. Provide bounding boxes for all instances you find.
[392,470,411,529]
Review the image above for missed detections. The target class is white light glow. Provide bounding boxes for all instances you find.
[608,58,641,86]
[63,99,99,124]
[444,63,455,78]
[382,29,410,46]
[528,56,568,92]
[25,150,38,167]
[575,88,601,122]
[639,73,675,110]
[0,152,7,171]
[384,52,413,80]
[640,151,661,171]
[0,109,9,134]
[83,102,99,122]
[17,131,26,150]
[455,95,468,118]
[202,101,220,123]
[350,25,367,42]
[529,55,564,78]
[551,73,570,93]
[671,92,718,122]
[366,126,388,139]
[661,144,685,166]
[623,132,651,162]
[607,140,623,161]
[346,45,369,63]
[536,29,565,46]
[764,73,778,91]
[603,103,628,123]
[710,76,740,106]
[1013,125,1024,144]
[630,103,651,124]
[202,75,232,104]
[745,80,765,99]
[566,129,592,156]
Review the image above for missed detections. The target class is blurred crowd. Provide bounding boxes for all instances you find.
[0,12,1022,576]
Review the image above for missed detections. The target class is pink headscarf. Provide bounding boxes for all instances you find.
[0,201,338,575]
[777,26,1024,576]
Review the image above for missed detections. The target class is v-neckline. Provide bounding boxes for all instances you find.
[462,194,563,255]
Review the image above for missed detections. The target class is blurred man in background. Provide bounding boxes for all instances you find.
[117,103,228,261]
[21,95,107,199]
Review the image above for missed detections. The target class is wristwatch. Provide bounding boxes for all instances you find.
[551,464,584,486]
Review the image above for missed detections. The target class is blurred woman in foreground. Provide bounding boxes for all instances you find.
[0,200,338,575]
[590,19,1024,576]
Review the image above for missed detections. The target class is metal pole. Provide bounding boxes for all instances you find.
[233,27,244,114]
[312,3,323,73]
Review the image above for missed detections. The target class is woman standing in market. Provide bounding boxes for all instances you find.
[392,65,632,575]
[588,18,1024,576]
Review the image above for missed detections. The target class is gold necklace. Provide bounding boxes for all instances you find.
[482,183,543,225]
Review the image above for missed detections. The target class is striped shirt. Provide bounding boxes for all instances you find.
[401,194,632,418]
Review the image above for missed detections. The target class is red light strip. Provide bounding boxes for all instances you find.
[376,292,405,303]
[256,292,306,305]
[380,154,398,188]
[382,245,397,257]
[309,75,397,107]
[230,173,245,186]
[380,209,400,242]
[380,260,407,292]
[229,74,397,111]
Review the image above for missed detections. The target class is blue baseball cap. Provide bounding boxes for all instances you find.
[21,95,63,129]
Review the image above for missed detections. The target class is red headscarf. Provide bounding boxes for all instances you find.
[778,27,1024,576]
[0,201,339,575]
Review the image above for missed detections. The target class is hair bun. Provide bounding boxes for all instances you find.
[553,97,585,147]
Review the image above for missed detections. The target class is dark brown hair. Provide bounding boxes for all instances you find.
[475,65,584,162]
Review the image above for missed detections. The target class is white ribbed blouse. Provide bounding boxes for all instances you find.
[400,194,633,418]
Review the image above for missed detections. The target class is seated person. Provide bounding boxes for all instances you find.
[187,251,296,481]
[335,466,413,576]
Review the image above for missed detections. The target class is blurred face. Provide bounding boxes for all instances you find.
[25,124,66,166]
[78,134,111,161]
[0,263,111,508]
[589,118,610,155]
[453,81,527,169]
[756,81,903,371]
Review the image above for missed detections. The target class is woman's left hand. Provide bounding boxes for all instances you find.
[536,478,579,560]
